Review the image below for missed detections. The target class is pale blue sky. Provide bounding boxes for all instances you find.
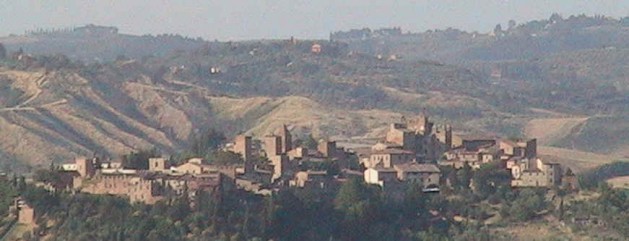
[0,0,627,40]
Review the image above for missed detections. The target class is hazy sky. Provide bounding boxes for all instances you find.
[0,0,627,40]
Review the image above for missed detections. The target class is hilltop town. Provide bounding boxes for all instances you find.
[0,14,628,241]
[0,113,602,241]
[20,114,575,204]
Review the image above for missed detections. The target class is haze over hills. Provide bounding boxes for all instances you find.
[0,14,627,172]
[0,25,207,63]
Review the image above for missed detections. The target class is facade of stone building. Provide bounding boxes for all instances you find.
[500,138,537,159]
[364,167,399,187]
[56,157,227,204]
[511,158,562,188]
[269,154,290,182]
[364,162,441,191]
[287,147,307,159]
[149,157,167,172]
[317,140,334,158]
[452,134,497,151]
[385,123,417,151]
[76,157,96,178]
[176,162,209,175]
[277,125,292,154]
[263,135,282,157]
[79,171,163,204]
[382,116,448,162]
[17,201,36,225]
[365,149,415,168]
[394,162,441,188]
[233,135,253,161]
[290,170,330,189]
[441,146,503,169]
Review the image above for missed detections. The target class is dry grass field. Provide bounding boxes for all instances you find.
[525,117,589,146]
[606,176,629,189]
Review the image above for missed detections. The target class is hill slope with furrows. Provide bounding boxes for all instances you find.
[0,43,626,173]
[0,68,468,167]
[1,15,628,171]
[0,58,624,174]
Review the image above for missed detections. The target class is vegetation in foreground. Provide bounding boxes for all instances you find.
[2,159,629,241]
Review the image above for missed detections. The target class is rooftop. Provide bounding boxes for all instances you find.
[454,132,498,141]
[372,149,415,155]
[394,162,441,173]
[371,167,398,172]
[101,169,138,175]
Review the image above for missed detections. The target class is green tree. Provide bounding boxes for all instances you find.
[34,168,62,184]
[335,178,379,211]
[190,128,226,157]
[263,190,305,240]
[457,162,472,189]
[122,148,160,170]
[0,42,6,59]
[509,189,545,221]
[208,150,243,165]
[402,182,426,220]
[335,178,383,241]
[302,134,318,150]
[0,180,17,216]
[472,162,511,198]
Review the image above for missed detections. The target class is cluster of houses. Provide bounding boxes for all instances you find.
[43,115,577,204]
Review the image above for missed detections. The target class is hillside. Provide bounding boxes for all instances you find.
[0,25,206,63]
[0,60,442,167]
[332,15,629,64]
[0,15,628,172]
[0,62,485,169]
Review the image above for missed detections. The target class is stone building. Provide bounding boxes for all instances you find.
[176,161,210,175]
[383,115,449,161]
[76,157,96,178]
[394,162,441,189]
[290,170,331,189]
[233,135,253,161]
[318,140,346,159]
[500,138,537,159]
[451,134,497,151]
[269,154,290,182]
[441,145,503,169]
[511,158,562,188]
[16,199,36,225]
[364,149,415,168]
[80,170,164,204]
[263,125,294,157]
[263,135,282,157]
[364,167,399,187]
[364,162,441,191]
[385,123,417,151]
[287,147,307,159]
[148,157,167,172]
[55,157,227,204]
[277,124,292,154]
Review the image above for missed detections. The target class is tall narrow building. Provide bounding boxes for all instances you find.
[278,124,292,154]
[233,135,253,161]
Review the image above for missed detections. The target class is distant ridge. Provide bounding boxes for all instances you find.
[0,24,207,63]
